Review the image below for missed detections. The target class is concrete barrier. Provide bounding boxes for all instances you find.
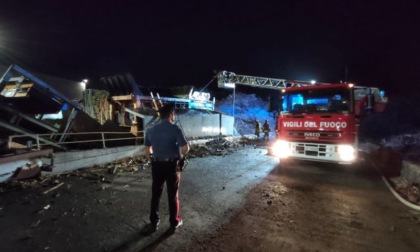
[42,145,144,175]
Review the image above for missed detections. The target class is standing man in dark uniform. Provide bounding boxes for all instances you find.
[144,103,190,234]
[263,120,270,141]
[255,120,261,138]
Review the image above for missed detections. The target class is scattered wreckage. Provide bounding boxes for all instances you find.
[0,136,261,193]
[0,64,229,184]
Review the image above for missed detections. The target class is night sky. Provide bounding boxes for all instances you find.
[0,1,419,96]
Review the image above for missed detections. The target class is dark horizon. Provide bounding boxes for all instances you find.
[0,1,418,96]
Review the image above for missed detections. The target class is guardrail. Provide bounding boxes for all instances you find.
[8,131,145,151]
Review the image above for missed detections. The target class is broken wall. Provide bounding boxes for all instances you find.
[142,113,234,139]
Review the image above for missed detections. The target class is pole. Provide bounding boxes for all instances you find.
[232,85,236,117]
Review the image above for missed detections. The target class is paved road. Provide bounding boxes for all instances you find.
[1,145,420,252]
[0,145,278,252]
[183,154,420,252]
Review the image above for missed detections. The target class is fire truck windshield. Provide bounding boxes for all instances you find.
[282,87,351,114]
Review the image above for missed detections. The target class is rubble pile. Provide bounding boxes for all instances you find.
[0,139,255,191]
[188,138,243,158]
[0,175,65,193]
[390,177,420,204]
[65,156,149,178]
[0,156,150,192]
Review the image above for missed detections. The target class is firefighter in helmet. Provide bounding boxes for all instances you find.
[263,120,270,140]
[254,120,261,138]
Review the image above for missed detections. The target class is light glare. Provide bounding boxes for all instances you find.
[271,140,291,158]
[338,145,355,161]
[224,82,236,88]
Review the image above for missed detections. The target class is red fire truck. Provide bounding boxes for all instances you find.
[217,71,387,165]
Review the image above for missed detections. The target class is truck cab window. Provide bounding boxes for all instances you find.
[282,87,351,114]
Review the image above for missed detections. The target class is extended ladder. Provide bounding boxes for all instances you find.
[216,70,324,90]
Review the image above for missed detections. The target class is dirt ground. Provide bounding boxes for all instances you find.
[1,142,420,252]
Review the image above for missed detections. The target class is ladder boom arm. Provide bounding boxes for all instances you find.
[216,71,318,90]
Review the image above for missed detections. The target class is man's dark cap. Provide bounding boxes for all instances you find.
[159,103,175,115]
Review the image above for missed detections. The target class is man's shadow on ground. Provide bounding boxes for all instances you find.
[111,224,175,252]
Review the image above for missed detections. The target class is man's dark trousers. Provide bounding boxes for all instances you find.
[150,161,181,227]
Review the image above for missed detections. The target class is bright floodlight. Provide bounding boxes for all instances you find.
[338,145,356,162]
[224,82,236,88]
[310,80,316,84]
[80,79,88,91]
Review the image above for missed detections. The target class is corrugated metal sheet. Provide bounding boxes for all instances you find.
[100,73,142,96]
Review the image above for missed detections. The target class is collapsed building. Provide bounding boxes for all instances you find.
[0,65,234,182]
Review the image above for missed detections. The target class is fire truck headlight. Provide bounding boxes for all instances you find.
[338,145,355,161]
[272,140,291,158]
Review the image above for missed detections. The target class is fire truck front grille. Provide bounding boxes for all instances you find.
[288,131,341,140]
[295,143,328,157]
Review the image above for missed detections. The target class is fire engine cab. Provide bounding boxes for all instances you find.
[217,71,387,165]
